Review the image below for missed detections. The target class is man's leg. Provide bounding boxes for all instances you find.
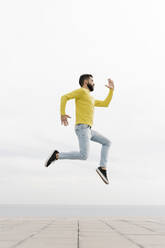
[90,129,111,168]
[58,125,91,160]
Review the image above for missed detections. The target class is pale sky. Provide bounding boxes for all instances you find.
[0,0,165,205]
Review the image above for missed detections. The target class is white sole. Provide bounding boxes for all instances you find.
[96,168,109,184]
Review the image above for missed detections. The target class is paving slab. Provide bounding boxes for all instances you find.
[0,217,165,247]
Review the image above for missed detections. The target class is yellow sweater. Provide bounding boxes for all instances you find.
[60,87,114,127]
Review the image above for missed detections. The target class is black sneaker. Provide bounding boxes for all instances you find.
[96,167,109,184]
[45,150,59,167]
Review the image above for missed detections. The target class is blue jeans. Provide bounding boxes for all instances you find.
[58,124,111,168]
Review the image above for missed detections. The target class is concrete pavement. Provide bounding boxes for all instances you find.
[0,217,165,248]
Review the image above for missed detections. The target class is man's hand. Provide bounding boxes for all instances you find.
[61,114,71,126]
[105,78,114,90]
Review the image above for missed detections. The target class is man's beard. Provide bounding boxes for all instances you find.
[87,83,94,91]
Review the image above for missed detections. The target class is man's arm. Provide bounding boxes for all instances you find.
[94,88,114,107]
[60,88,82,115]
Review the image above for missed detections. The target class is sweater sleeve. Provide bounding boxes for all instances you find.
[60,88,82,115]
[94,88,114,107]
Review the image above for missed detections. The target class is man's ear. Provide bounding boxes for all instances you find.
[83,79,87,85]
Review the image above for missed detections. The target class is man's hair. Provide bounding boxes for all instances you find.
[79,74,93,87]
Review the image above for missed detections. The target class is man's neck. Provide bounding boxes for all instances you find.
[82,86,90,92]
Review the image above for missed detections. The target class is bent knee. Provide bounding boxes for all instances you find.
[80,153,88,160]
[106,139,112,146]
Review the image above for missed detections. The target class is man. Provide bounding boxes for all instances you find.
[45,74,114,184]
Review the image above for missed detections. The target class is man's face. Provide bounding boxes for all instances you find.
[86,77,95,91]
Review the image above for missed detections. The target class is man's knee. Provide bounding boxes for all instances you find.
[106,139,112,146]
[80,152,88,160]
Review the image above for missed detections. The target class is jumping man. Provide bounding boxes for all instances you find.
[45,74,115,184]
